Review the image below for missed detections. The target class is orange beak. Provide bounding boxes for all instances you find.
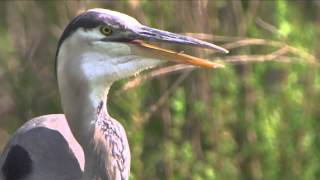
[133,41,225,68]
[127,25,228,68]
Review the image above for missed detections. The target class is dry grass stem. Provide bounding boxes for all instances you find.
[119,64,195,93]
[142,70,192,121]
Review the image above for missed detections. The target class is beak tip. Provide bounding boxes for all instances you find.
[217,47,229,54]
[210,63,225,68]
[214,64,225,68]
[207,44,229,54]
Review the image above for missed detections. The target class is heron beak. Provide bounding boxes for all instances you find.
[130,25,228,68]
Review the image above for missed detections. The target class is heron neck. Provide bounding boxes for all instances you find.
[59,79,130,179]
[82,99,130,180]
[59,77,111,143]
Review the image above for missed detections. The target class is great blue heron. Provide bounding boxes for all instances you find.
[0,8,228,180]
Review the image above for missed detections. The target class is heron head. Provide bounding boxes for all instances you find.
[56,8,228,86]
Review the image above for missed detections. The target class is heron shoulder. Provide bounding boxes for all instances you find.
[0,114,84,180]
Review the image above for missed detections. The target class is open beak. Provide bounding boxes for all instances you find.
[130,25,228,68]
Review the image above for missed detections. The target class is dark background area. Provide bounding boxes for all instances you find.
[0,1,319,179]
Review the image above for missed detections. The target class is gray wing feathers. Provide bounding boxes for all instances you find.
[0,114,84,180]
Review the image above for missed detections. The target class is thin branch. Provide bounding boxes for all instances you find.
[255,17,279,34]
[182,33,318,65]
[224,46,288,63]
[118,64,195,93]
[142,70,192,121]
[222,39,317,64]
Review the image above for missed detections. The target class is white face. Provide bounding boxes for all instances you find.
[57,26,162,89]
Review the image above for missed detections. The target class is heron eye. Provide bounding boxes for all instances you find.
[100,26,112,36]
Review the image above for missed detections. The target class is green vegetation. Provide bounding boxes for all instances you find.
[0,1,319,179]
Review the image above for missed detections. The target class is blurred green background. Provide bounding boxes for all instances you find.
[0,0,319,179]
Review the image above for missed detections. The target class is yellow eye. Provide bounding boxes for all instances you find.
[100,26,112,36]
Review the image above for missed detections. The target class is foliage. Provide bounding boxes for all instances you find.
[0,0,319,179]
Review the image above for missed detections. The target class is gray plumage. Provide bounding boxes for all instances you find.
[0,115,84,180]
